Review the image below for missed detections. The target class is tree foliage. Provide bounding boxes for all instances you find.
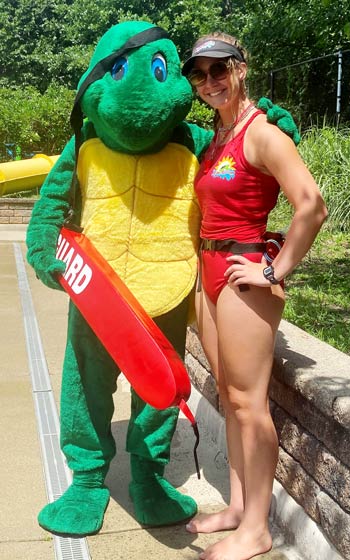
[1,0,349,96]
[0,0,349,147]
[0,0,226,91]
[0,0,123,91]
[231,0,350,123]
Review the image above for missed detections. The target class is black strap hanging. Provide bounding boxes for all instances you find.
[179,399,201,479]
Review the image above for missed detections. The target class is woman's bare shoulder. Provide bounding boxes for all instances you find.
[245,111,299,172]
[248,112,295,145]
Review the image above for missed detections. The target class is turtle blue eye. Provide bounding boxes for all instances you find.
[152,54,167,82]
[111,57,129,80]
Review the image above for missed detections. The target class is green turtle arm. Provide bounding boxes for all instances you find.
[258,97,301,145]
[172,121,213,160]
[26,137,75,289]
[26,123,96,290]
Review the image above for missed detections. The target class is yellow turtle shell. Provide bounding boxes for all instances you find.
[78,138,201,317]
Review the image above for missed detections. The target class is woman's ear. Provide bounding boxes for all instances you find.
[238,62,248,81]
[238,62,247,81]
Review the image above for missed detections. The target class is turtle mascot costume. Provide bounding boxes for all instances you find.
[26,20,299,536]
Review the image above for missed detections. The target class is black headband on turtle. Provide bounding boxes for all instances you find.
[70,26,169,151]
[66,26,169,229]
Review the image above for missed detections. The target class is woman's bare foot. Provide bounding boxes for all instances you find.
[198,526,272,559]
[186,507,243,534]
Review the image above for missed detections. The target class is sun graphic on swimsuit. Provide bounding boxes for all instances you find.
[212,156,236,181]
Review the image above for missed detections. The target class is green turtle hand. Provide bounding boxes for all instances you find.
[26,226,66,290]
[258,97,301,145]
[33,255,66,290]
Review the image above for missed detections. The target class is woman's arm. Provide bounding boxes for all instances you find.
[226,120,327,288]
[252,122,327,281]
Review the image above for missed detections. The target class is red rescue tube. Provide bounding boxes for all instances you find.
[56,227,191,410]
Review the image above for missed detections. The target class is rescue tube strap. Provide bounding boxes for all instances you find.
[179,398,201,479]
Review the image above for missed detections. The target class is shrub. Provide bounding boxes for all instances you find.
[0,84,75,160]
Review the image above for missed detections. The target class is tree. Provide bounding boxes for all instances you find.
[223,0,350,123]
[0,0,230,91]
[0,0,134,91]
[0,0,349,125]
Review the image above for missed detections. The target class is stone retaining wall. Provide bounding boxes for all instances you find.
[0,197,35,224]
[185,319,350,560]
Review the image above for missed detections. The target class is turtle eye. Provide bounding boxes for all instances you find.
[151,54,167,82]
[111,57,128,80]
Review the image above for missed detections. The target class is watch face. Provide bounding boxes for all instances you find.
[263,266,279,284]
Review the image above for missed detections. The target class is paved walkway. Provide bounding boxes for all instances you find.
[0,225,302,560]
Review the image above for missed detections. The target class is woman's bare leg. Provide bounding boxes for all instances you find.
[186,287,245,534]
[199,283,284,560]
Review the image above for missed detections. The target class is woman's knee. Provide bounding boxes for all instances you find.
[223,388,269,424]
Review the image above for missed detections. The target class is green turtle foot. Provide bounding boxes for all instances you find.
[129,474,197,526]
[38,484,110,536]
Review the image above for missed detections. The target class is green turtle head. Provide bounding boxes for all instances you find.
[78,21,193,153]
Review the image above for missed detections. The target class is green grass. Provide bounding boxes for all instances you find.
[267,122,350,354]
[283,229,350,354]
[298,124,350,231]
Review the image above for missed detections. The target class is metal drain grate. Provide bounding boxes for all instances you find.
[14,243,91,560]
[54,535,90,560]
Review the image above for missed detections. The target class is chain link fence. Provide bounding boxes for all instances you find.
[251,50,350,129]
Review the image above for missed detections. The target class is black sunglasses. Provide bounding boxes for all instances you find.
[187,60,230,87]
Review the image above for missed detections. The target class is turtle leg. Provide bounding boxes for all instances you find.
[127,298,197,526]
[38,303,119,536]
[127,395,197,526]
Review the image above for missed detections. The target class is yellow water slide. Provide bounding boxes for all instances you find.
[0,154,59,196]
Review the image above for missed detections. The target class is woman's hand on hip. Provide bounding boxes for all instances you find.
[224,254,271,287]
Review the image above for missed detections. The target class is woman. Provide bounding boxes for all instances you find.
[182,33,327,560]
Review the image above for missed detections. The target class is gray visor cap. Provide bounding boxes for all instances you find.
[182,39,245,76]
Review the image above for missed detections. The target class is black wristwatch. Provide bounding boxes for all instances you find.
[263,265,280,285]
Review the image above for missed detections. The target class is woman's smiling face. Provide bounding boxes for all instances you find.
[193,56,247,118]
[193,57,236,110]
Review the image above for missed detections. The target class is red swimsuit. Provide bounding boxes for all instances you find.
[195,111,280,304]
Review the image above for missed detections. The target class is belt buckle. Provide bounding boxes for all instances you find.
[206,239,216,250]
